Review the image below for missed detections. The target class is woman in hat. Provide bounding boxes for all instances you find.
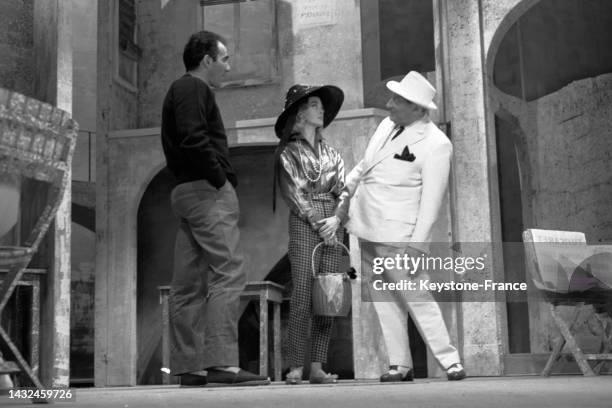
[273,84,349,384]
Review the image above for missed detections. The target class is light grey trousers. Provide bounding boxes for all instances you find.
[361,240,461,370]
[168,180,245,374]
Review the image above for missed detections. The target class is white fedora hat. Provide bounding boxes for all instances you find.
[386,71,437,110]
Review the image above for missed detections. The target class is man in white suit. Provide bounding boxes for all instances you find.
[339,71,465,381]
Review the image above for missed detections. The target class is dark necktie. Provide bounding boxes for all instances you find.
[391,126,405,140]
[379,126,405,152]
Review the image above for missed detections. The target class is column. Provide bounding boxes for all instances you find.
[437,0,509,376]
[32,0,73,387]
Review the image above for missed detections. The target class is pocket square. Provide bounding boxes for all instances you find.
[394,146,416,162]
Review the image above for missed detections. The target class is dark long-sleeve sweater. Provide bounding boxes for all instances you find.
[161,74,237,188]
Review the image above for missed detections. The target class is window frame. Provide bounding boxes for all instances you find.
[112,0,139,93]
[196,0,280,88]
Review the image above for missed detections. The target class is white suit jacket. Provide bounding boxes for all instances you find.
[345,116,452,244]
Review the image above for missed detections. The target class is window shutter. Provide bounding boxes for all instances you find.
[119,0,141,59]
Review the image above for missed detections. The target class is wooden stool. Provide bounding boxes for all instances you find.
[240,281,284,381]
[158,281,285,383]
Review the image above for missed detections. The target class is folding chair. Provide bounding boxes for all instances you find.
[0,88,77,395]
[523,229,612,376]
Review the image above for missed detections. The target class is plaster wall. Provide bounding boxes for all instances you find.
[505,73,612,243]
[528,74,612,354]
[360,0,380,109]
[493,72,612,354]
[71,0,97,183]
[136,0,364,129]
[236,108,387,172]
[33,0,73,113]
[532,80,612,241]
[0,0,34,96]
[71,0,97,132]
[96,0,140,385]
[97,0,138,132]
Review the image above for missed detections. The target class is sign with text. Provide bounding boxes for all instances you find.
[296,0,336,28]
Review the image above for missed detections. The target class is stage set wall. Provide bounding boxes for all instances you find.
[91,0,612,386]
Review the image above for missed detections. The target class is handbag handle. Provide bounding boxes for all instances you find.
[311,241,351,278]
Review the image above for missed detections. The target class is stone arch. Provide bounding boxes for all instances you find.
[484,0,544,357]
[487,0,612,101]
[133,161,167,225]
[485,0,541,82]
[482,0,543,358]
[134,142,293,384]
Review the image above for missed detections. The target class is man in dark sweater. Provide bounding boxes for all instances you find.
[161,31,269,387]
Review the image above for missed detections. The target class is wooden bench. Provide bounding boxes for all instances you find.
[158,280,285,383]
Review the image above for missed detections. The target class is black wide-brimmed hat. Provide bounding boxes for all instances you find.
[274,84,344,138]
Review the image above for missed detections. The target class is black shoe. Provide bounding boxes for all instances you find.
[380,365,413,382]
[179,373,207,387]
[206,369,271,386]
[446,363,466,381]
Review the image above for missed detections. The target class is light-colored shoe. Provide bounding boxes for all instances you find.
[285,368,303,385]
[380,365,413,382]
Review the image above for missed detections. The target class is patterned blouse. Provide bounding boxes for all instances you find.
[278,135,350,228]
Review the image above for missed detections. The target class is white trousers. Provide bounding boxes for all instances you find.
[362,240,461,370]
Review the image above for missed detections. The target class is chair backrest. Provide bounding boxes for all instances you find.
[0,88,77,250]
[523,229,587,293]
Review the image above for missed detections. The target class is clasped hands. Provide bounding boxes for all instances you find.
[314,215,340,246]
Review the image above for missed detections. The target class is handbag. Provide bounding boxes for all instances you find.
[311,241,355,317]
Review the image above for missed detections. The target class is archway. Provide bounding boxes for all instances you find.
[69,220,96,385]
[487,0,612,357]
[136,145,290,384]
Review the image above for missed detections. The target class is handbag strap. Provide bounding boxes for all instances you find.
[311,241,351,278]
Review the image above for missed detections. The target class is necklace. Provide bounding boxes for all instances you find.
[297,140,322,183]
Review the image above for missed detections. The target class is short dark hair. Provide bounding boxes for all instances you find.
[183,31,227,71]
